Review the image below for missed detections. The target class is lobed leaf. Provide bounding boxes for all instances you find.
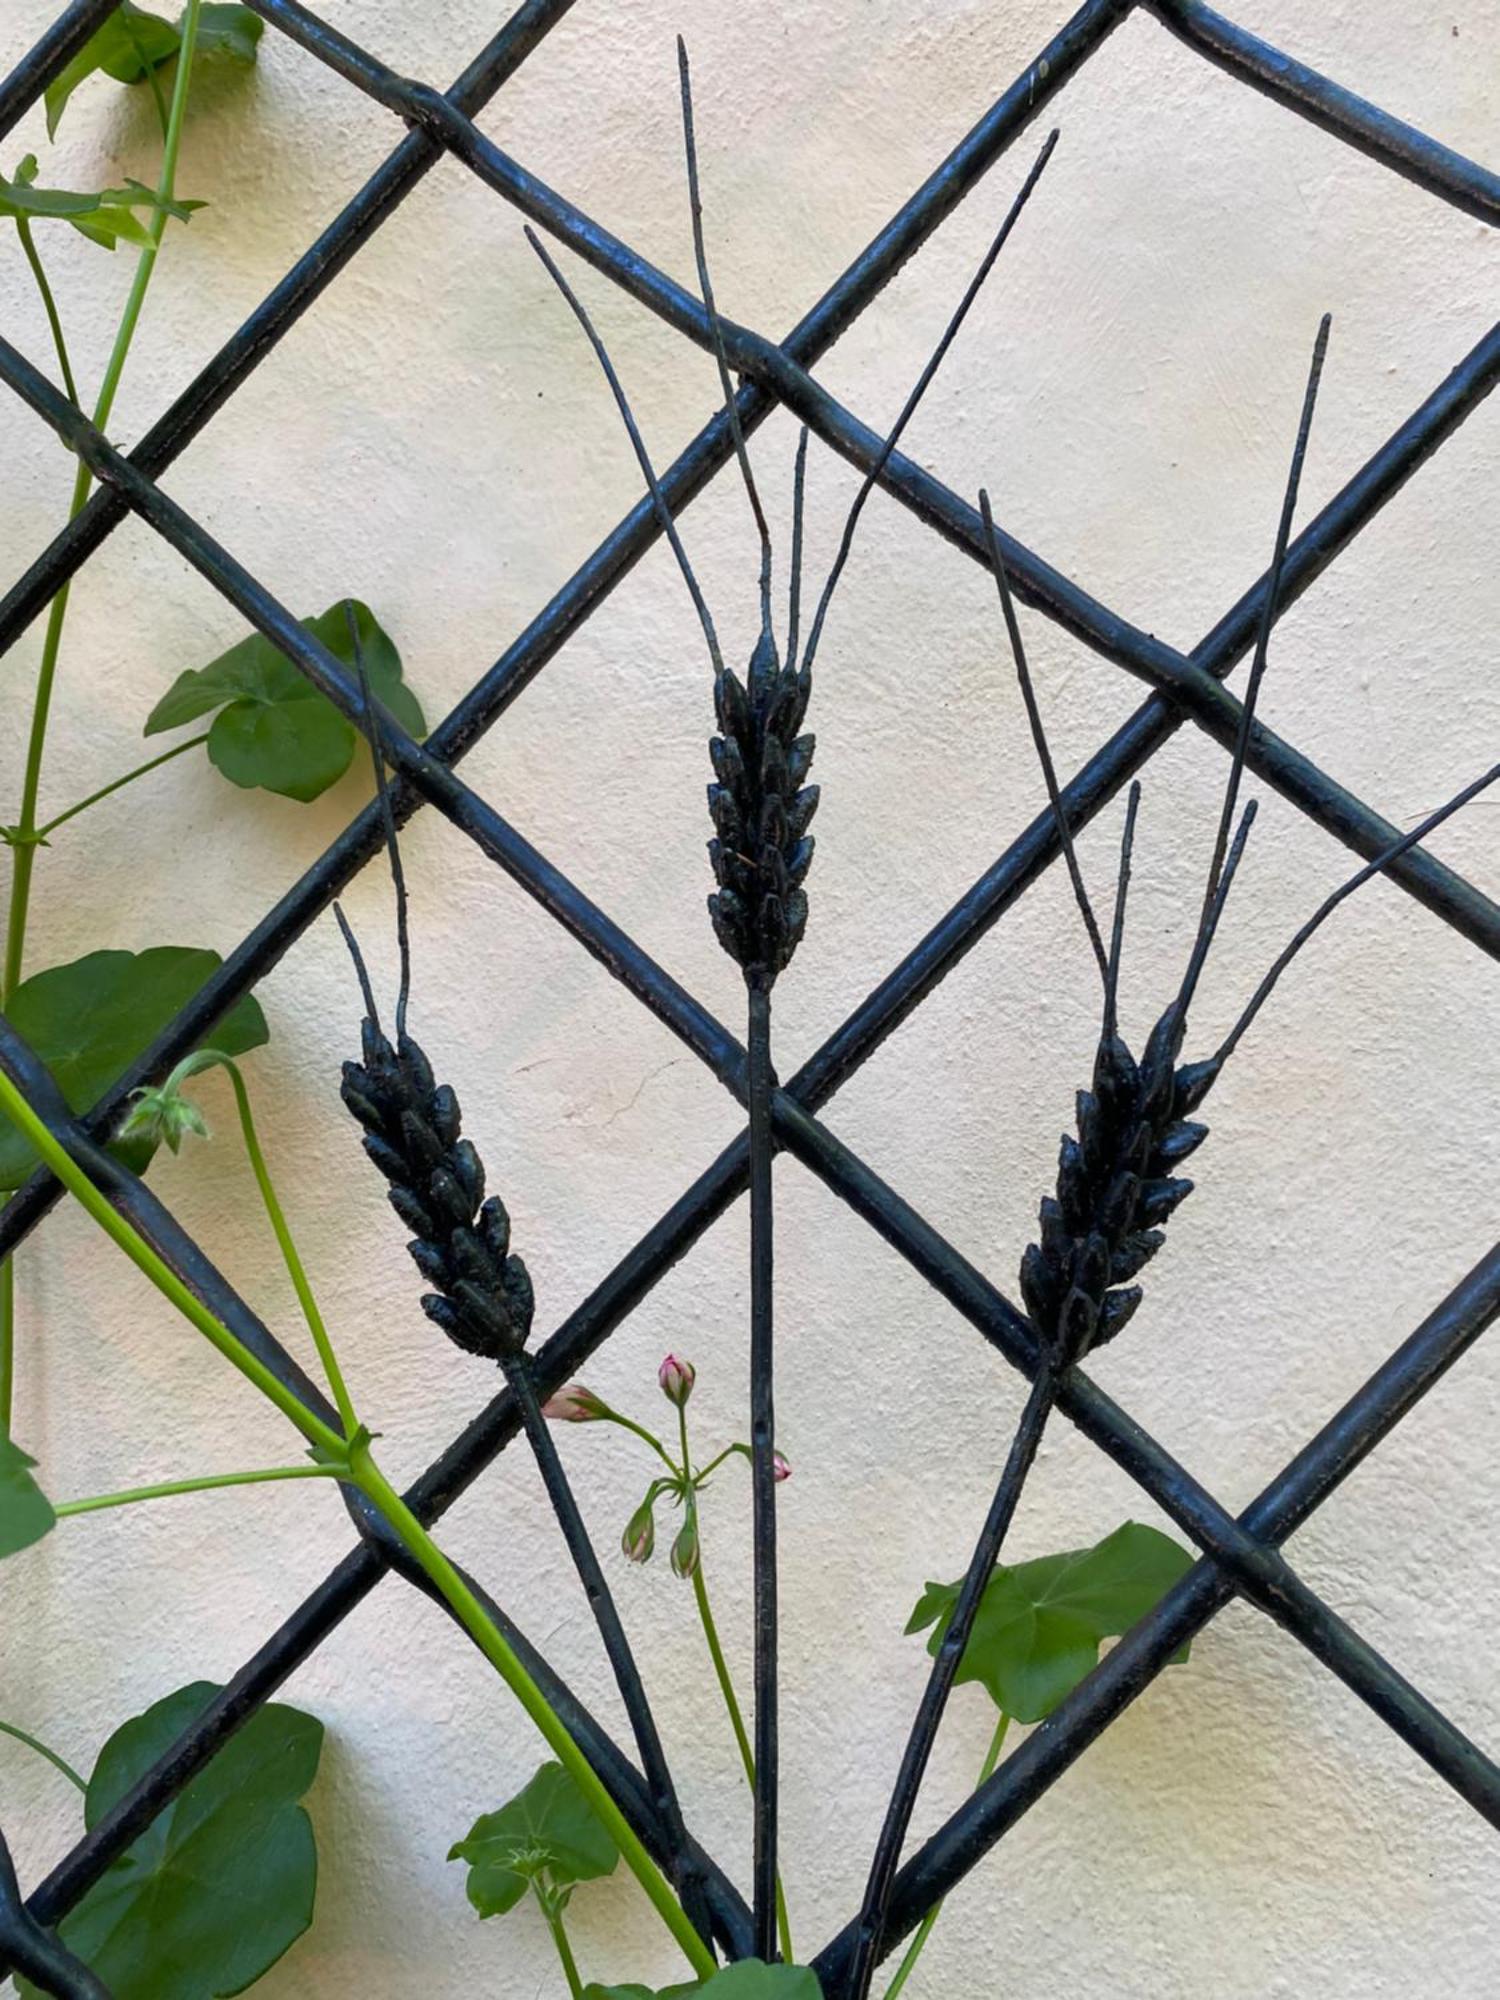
[0,1435,55,1560]
[906,1520,1195,1723]
[17,1682,322,1999]
[145,599,424,802]
[0,946,268,1189]
[45,4,262,138]
[449,1761,619,1920]
[1,155,204,250]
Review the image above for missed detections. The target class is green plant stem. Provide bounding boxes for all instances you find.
[881,1712,1011,2000]
[350,1447,716,1982]
[0,1057,714,1984]
[131,31,172,142]
[14,218,79,405]
[0,1060,345,1462]
[0,1256,11,1434]
[693,1442,749,1483]
[33,734,210,839]
[604,1406,680,1476]
[689,1543,795,1964]
[56,1462,337,1518]
[0,1717,87,1794]
[689,1554,756,1793]
[536,1887,585,2000]
[195,1052,357,1434]
[1,0,206,1437]
[6,0,204,993]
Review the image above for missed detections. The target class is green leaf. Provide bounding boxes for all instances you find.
[906,1521,1196,1724]
[584,1965,823,1999]
[0,946,268,1189]
[45,6,181,138]
[195,5,263,65]
[145,600,424,803]
[449,1762,619,1920]
[17,1681,322,2000]
[0,1435,55,1560]
[44,5,262,138]
[2,156,204,250]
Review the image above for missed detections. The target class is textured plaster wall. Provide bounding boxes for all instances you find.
[2,1,1499,1994]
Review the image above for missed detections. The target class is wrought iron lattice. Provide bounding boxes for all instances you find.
[1,0,1498,1992]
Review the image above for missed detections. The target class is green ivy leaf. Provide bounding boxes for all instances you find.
[44,5,262,138]
[17,1681,322,2000]
[145,600,425,803]
[906,1520,1195,1724]
[2,154,203,250]
[45,5,182,137]
[449,1762,619,1919]
[0,1435,55,1560]
[584,1965,823,1999]
[0,946,268,1189]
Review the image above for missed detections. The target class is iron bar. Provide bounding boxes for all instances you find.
[0,0,115,145]
[1144,0,1500,226]
[0,321,754,1088]
[747,980,778,1958]
[0,1828,109,2000]
[10,981,1498,1962]
[794,306,1500,1105]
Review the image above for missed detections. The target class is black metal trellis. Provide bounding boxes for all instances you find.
[0,0,1497,1989]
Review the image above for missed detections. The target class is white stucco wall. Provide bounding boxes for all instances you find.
[2,1,1499,1993]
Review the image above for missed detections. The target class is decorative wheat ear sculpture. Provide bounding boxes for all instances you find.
[521,41,1061,1964]
[840,306,1500,1995]
[997,289,1326,1376]
[328,50,1500,1992]
[333,616,722,1950]
[337,937,535,1369]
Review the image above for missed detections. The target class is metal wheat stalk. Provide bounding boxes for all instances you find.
[331,626,719,1950]
[528,52,1058,1957]
[841,314,1333,1998]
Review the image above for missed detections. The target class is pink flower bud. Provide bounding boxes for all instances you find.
[670,1513,700,1580]
[543,1383,608,1423]
[657,1353,696,1408]
[621,1496,656,1564]
[773,1451,792,1483]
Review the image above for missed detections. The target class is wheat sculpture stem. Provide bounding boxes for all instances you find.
[336,637,719,1953]
[844,315,1338,1996]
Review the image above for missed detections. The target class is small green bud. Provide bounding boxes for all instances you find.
[119,1081,209,1153]
[622,1494,656,1564]
[670,1511,700,1581]
[658,1353,695,1407]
